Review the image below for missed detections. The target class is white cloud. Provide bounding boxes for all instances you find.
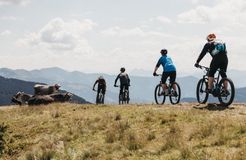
[18,18,97,54]
[177,6,212,24]
[0,16,17,21]
[0,0,30,6]
[101,26,146,37]
[0,30,12,36]
[101,26,172,38]
[155,16,172,24]
[178,0,246,26]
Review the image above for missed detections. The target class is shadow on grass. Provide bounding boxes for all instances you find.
[193,103,234,111]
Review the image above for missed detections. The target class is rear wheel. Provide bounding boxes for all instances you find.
[196,78,209,104]
[154,84,165,104]
[98,93,104,104]
[169,82,181,104]
[119,94,123,105]
[218,78,235,106]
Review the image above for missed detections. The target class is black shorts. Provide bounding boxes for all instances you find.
[98,84,106,94]
[161,71,176,84]
[209,54,228,78]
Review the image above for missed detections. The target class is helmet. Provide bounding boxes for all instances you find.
[120,67,125,72]
[207,33,216,41]
[160,49,168,55]
[54,84,61,89]
[99,76,104,79]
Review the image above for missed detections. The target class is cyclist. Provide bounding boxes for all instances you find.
[194,33,228,95]
[92,76,106,103]
[114,67,130,98]
[153,49,177,96]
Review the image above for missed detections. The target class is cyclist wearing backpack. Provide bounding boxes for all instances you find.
[93,76,106,103]
[114,67,130,96]
[195,33,228,94]
[153,49,177,96]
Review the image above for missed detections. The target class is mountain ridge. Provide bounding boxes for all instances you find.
[0,67,245,104]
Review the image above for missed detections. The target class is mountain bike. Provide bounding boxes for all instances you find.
[154,74,181,104]
[114,85,130,104]
[195,65,235,106]
[93,88,104,104]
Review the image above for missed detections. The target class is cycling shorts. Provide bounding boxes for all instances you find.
[161,71,176,84]
[209,54,228,78]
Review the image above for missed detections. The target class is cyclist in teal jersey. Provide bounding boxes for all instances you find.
[153,49,177,95]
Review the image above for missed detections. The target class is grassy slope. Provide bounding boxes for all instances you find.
[0,103,246,160]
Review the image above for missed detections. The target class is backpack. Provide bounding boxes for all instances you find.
[211,40,226,56]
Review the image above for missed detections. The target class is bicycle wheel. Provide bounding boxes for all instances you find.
[154,84,165,104]
[196,78,209,104]
[169,82,181,104]
[125,90,129,104]
[218,78,235,106]
[98,93,104,104]
[119,93,123,105]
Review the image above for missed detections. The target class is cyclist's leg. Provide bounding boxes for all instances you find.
[219,56,228,91]
[208,59,218,92]
[170,71,177,91]
[161,72,169,94]
[120,85,123,96]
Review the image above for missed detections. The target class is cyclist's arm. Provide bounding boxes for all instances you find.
[196,43,210,64]
[93,80,98,89]
[126,74,130,85]
[114,74,120,85]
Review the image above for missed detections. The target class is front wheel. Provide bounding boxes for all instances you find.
[154,84,165,104]
[218,78,235,106]
[169,82,181,104]
[196,78,209,104]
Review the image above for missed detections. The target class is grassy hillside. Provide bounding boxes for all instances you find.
[0,103,246,159]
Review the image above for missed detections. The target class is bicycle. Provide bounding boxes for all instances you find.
[114,85,130,104]
[195,65,235,106]
[154,74,181,104]
[93,88,104,104]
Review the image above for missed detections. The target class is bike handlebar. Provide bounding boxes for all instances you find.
[153,73,162,77]
[195,64,209,71]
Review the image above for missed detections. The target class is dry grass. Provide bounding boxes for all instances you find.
[0,103,246,159]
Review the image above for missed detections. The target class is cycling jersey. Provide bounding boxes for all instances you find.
[196,42,228,78]
[114,73,130,86]
[93,78,106,94]
[156,55,176,72]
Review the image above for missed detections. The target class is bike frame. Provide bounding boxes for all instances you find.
[199,65,222,96]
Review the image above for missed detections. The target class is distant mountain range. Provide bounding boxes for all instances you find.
[0,76,89,106]
[0,67,245,104]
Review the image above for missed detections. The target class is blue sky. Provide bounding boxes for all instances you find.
[0,0,246,75]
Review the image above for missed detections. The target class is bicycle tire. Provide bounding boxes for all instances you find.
[218,78,235,106]
[169,82,181,104]
[154,84,165,104]
[196,78,209,104]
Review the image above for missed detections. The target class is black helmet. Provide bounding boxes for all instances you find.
[120,67,125,72]
[160,49,168,55]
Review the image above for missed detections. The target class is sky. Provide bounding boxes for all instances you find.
[0,0,246,75]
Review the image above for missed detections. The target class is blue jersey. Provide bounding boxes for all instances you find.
[156,55,176,72]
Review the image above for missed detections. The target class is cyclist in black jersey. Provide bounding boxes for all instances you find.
[93,76,106,103]
[195,33,228,93]
[114,67,130,96]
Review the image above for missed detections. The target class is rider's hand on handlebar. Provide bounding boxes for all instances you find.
[194,63,200,68]
[153,72,157,76]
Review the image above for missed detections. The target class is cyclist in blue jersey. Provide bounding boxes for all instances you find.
[153,49,177,95]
